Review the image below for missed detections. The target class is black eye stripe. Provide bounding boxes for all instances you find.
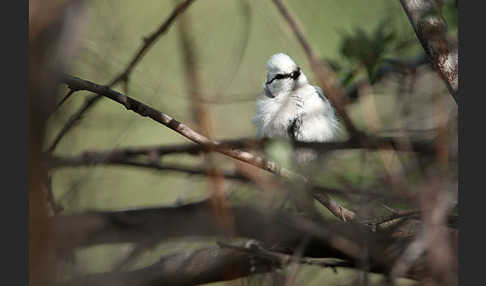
[266,68,301,85]
[290,68,301,80]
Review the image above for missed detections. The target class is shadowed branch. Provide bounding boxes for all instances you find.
[52,198,447,283]
[398,0,458,103]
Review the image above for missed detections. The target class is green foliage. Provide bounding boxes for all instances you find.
[339,19,396,83]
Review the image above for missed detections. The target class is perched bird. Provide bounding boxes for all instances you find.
[253,53,340,162]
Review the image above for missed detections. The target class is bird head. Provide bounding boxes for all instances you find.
[264,53,308,98]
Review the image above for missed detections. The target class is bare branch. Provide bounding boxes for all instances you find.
[58,74,444,223]
[46,132,437,169]
[110,0,197,86]
[52,199,436,281]
[60,75,292,177]
[60,74,357,221]
[56,88,76,109]
[53,200,360,256]
[399,0,458,103]
[47,93,99,153]
[311,188,356,221]
[47,0,197,153]
[48,138,262,159]
[49,155,249,182]
[58,245,273,286]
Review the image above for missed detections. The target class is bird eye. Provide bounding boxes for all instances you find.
[291,69,301,80]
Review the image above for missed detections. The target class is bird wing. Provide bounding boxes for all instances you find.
[312,85,342,139]
[312,85,338,117]
[313,85,328,103]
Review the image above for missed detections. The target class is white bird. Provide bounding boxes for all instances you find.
[253,53,340,162]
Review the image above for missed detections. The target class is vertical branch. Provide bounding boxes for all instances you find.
[359,80,407,188]
[398,0,458,103]
[29,0,87,285]
[45,172,63,215]
[271,0,361,138]
[176,2,234,233]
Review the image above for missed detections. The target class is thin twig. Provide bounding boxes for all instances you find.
[47,94,99,153]
[56,89,76,109]
[109,0,197,86]
[49,155,249,182]
[47,0,197,153]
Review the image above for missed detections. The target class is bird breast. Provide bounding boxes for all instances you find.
[254,85,338,142]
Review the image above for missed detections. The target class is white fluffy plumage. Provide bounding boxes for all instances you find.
[254,53,340,149]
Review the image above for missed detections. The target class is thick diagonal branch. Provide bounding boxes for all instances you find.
[53,200,431,280]
[57,245,273,286]
[399,0,458,103]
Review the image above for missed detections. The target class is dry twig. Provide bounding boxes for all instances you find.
[48,0,198,153]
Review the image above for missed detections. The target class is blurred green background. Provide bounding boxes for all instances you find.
[46,0,456,284]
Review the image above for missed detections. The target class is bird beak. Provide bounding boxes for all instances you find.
[264,85,275,98]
